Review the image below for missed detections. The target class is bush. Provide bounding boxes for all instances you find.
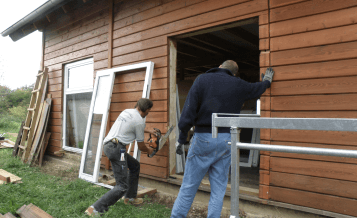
[9,105,27,121]
[0,113,21,132]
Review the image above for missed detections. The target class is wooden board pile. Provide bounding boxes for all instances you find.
[12,68,52,166]
[0,203,53,218]
[0,140,15,149]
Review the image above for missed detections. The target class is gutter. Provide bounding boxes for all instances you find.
[1,0,70,37]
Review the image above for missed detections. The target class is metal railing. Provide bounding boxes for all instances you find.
[211,113,357,218]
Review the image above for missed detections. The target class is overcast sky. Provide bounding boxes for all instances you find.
[0,0,48,90]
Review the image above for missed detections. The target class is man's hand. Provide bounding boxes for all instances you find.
[147,146,154,156]
[261,67,274,83]
[145,129,160,136]
[176,143,183,155]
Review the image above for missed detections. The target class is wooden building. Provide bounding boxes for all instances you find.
[2,0,357,217]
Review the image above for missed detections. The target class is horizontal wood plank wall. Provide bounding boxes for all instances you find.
[110,0,269,179]
[43,0,270,179]
[268,1,357,216]
[44,0,110,156]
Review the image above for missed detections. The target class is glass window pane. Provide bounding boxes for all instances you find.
[65,92,92,149]
[68,64,93,89]
[83,114,102,175]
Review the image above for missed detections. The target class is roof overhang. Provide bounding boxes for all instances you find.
[1,0,73,41]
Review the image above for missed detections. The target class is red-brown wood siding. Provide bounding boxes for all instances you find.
[259,0,357,216]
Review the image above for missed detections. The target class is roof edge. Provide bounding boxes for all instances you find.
[1,0,69,37]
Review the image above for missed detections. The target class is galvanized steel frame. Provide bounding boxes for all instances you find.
[211,113,357,218]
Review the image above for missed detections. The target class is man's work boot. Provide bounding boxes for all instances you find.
[124,198,143,205]
[85,206,100,217]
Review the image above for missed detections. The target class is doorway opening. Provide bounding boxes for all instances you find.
[171,17,261,191]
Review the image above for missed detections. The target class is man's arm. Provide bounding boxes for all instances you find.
[137,141,153,154]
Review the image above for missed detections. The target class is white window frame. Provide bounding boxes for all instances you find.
[79,61,154,185]
[62,58,94,154]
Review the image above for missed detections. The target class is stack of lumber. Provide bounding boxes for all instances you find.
[0,204,53,218]
[13,68,52,166]
[0,169,22,185]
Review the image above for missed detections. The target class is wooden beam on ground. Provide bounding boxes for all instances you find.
[137,188,157,198]
[0,174,10,184]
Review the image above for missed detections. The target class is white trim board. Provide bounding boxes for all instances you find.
[79,61,154,184]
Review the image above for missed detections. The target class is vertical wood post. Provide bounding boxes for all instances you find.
[105,0,114,170]
[168,38,177,175]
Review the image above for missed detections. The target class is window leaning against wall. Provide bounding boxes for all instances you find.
[63,58,94,153]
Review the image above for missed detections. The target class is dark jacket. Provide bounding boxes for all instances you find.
[178,68,271,144]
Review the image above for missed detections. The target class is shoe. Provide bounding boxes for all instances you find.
[123,198,143,205]
[85,206,100,217]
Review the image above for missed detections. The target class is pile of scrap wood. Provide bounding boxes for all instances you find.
[0,139,15,149]
[0,203,53,218]
[0,169,22,185]
[13,68,52,166]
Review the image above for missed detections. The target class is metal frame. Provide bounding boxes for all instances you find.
[63,58,93,154]
[211,114,357,218]
[79,61,154,185]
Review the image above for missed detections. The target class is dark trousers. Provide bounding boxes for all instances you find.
[93,141,140,212]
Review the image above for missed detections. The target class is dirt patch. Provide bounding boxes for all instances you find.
[36,159,80,181]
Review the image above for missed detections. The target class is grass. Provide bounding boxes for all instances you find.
[0,149,171,217]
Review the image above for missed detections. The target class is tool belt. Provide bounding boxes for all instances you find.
[111,138,119,144]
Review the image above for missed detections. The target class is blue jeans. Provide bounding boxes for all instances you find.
[171,133,231,218]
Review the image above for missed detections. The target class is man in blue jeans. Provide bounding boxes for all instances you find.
[85,98,158,216]
[171,60,274,217]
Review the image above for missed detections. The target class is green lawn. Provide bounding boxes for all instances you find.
[0,149,171,217]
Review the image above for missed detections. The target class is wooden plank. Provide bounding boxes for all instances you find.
[0,174,10,183]
[113,0,268,46]
[271,24,357,51]
[138,153,168,167]
[260,155,270,170]
[259,38,269,50]
[12,121,24,157]
[270,0,357,23]
[115,70,146,83]
[260,51,270,67]
[46,0,109,36]
[48,70,62,79]
[271,141,357,164]
[271,129,357,147]
[260,96,270,111]
[269,0,307,8]
[3,213,16,218]
[39,133,51,167]
[113,35,167,56]
[113,0,251,38]
[269,186,357,216]
[112,56,167,69]
[259,170,270,185]
[270,157,357,182]
[112,46,167,67]
[270,171,357,199]
[271,110,357,119]
[44,43,108,67]
[259,184,269,199]
[48,77,62,86]
[271,94,357,111]
[112,78,167,93]
[0,169,21,184]
[17,203,53,218]
[21,69,48,162]
[264,58,357,81]
[271,41,357,66]
[140,164,167,178]
[49,119,62,126]
[46,18,108,52]
[270,6,357,37]
[271,76,357,96]
[45,33,108,61]
[27,98,52,164]
[111,89,167,102]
